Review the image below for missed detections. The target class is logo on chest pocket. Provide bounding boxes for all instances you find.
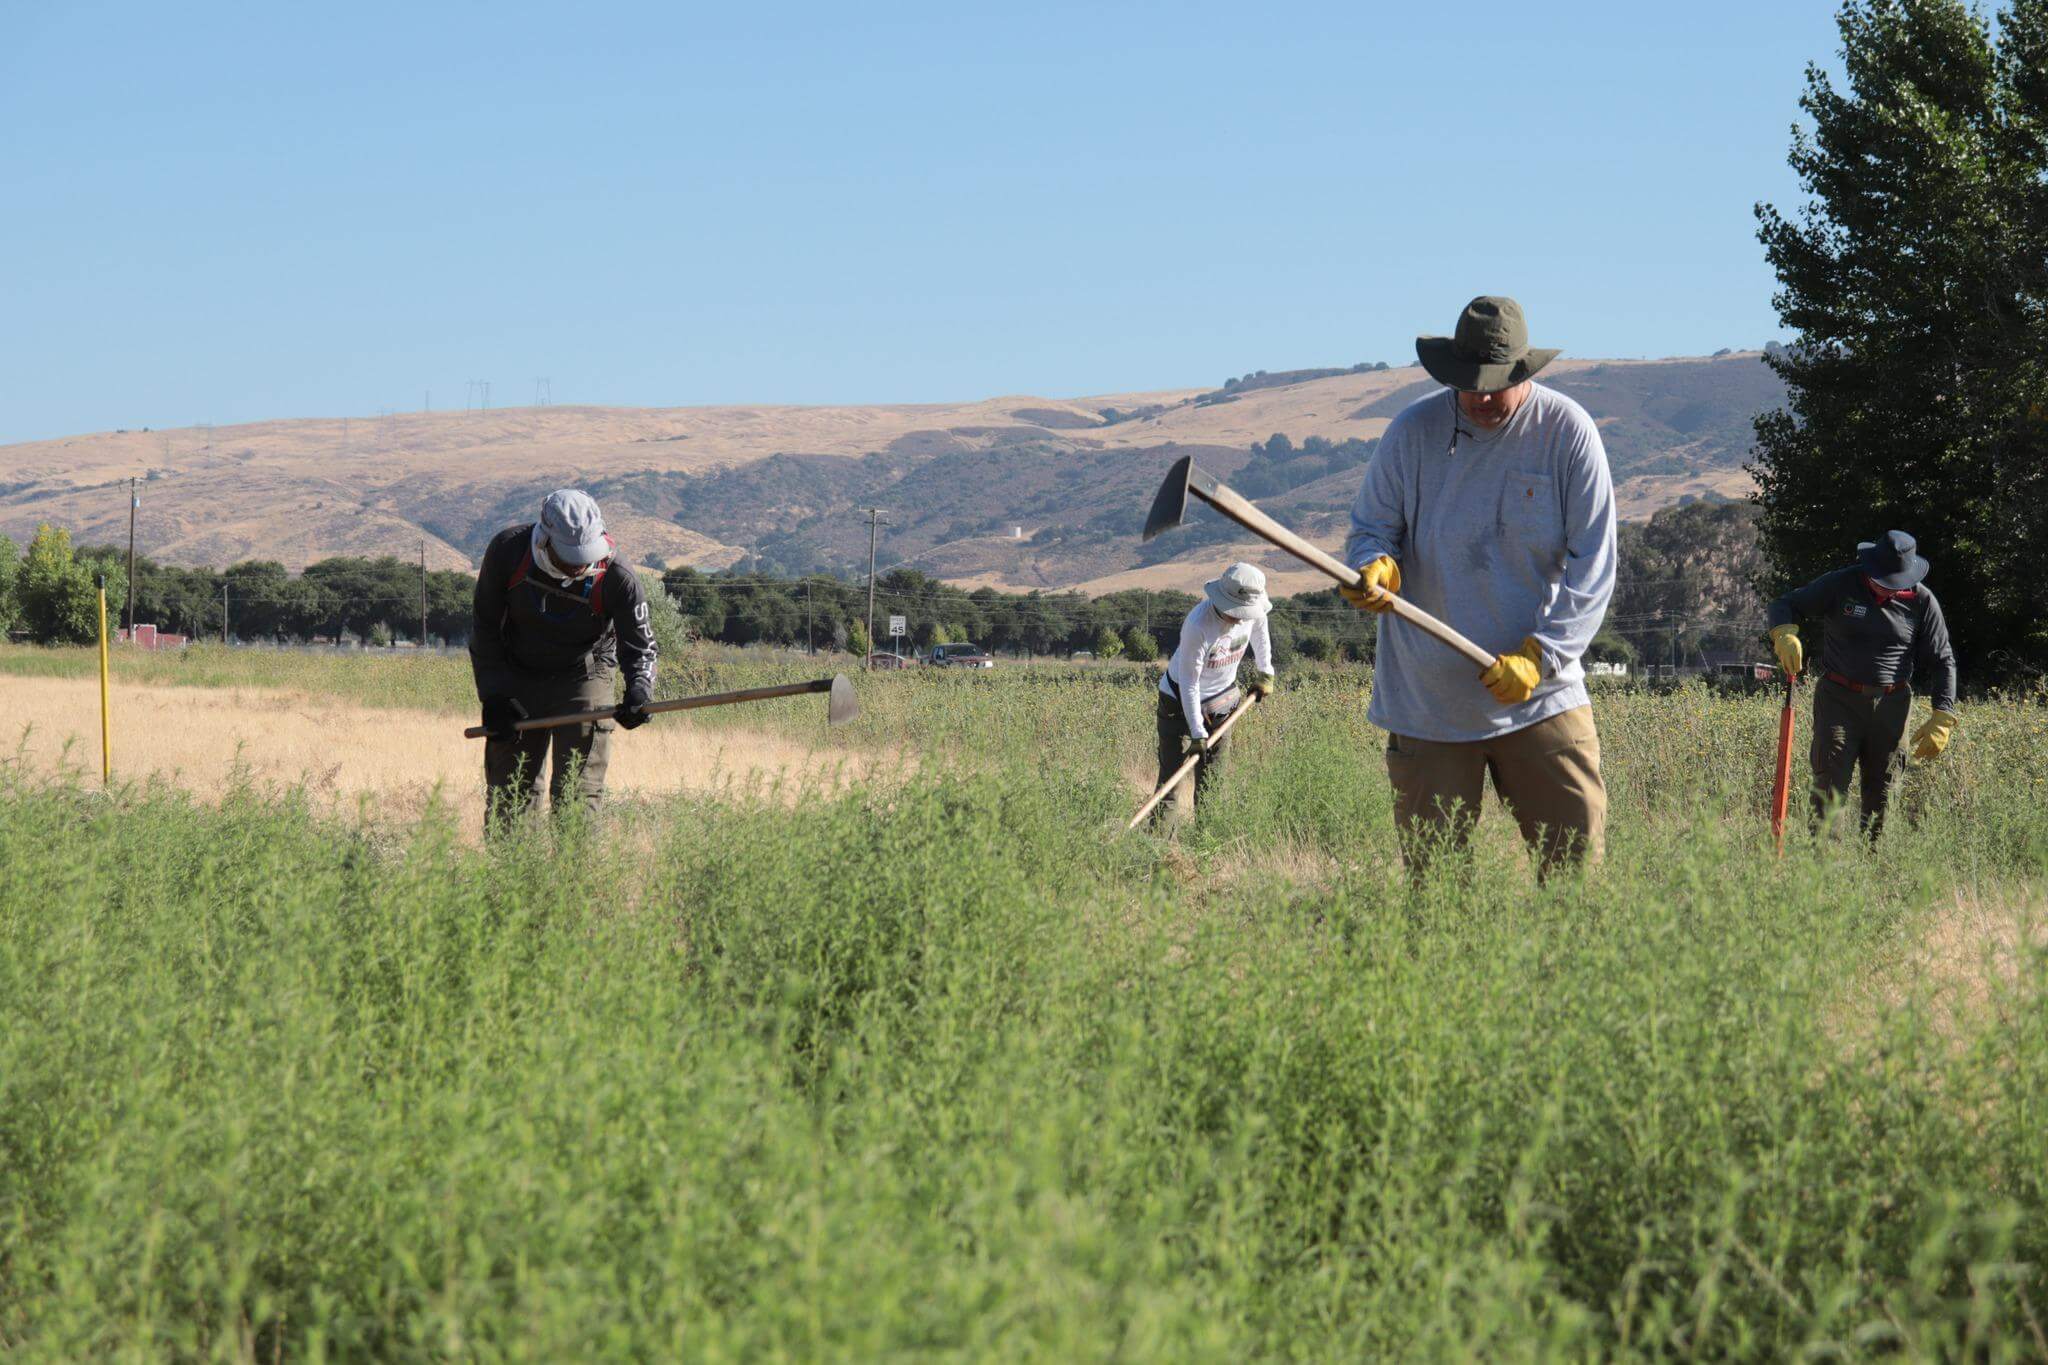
[1499,470,1556,538]
[1843,602,1868,620]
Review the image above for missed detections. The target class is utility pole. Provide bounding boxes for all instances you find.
[221,582,230,646]
[863,509,886,667]
[124,477,138,638]
[419,540,429,649]
[805,578,814,655]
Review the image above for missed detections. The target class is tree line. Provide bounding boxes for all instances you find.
[2,509,1753,671]
[0,525,473,647]
[0,521,1382,662]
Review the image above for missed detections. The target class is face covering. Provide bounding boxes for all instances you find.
[1863,574,1916,605]
[533,535,597,582]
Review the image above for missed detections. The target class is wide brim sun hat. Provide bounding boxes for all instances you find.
[1416,295,1561,394]
[1858,530,1930,591]
[1204,561,1271,619]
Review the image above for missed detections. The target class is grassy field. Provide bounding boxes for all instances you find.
[2,644,2046,1358]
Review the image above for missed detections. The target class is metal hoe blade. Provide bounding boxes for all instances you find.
[827,673,860,727]
[1141,454,1196,541]
[1132,453,1500,673]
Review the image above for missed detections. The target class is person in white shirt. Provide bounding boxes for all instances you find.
[1152,562,1277,827]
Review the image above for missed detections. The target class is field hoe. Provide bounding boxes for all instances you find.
[463,673,859,738]
[1125,691,1259,830]
[1770,664,1798,854]
[1143,455,1497,674]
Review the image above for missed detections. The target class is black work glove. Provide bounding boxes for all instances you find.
[481,696,527,741]
[615,681,652,730]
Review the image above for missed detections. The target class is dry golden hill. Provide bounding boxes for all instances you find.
[0,353,1779,593]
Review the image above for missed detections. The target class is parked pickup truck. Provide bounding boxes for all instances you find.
[926,642,996,669]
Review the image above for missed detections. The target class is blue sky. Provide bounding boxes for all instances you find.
[0,1,1841,443]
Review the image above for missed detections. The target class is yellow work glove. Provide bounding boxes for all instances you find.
[1769,623,1802,678]
[1480,636,1545,705]
[1910,708,1958,761]
[1249,674,1275,698]
[1339,556,1401,613]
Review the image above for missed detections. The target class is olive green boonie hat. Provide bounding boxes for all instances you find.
[1415,295,1561,394]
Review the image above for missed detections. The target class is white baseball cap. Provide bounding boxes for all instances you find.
[535,488,608,566]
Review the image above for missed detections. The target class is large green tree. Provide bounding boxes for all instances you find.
[0,534,18,637]
[17,525,123,645]
[1753,0,2048,679]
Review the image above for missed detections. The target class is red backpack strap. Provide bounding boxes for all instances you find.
[508,545,534,592]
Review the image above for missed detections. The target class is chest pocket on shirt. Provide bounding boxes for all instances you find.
[1498,462,1561,547]
[1837,597,1892,649]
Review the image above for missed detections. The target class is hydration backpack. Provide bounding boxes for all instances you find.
[507,532,617,616]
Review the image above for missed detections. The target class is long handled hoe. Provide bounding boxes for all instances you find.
[1126,692,1259,830]
[1770,667,1799,854]
[1143,456,1499,675]
[463,674,860,738]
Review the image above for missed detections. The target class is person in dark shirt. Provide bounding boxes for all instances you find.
[470,489,658,831]
[1766,530,1958,835]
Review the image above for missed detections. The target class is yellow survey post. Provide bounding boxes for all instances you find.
[96,574,111,786]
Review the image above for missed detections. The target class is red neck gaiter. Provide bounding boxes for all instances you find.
[1864,574,1915,606]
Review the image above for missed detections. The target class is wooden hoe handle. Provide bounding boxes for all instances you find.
[1189,471,1498,672]
[1126,692,1260,830]
[464,677,844,739]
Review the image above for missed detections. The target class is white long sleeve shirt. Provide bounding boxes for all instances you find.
[1159,602,1274,740]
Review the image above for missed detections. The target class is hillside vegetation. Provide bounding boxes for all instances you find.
[0,356,1781,595]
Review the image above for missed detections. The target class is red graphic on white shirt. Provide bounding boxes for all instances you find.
[1206,640,1247,670]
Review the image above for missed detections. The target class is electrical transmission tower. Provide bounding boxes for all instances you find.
[535,377,551,407]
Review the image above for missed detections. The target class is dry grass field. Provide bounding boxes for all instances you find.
[2,673,892,835]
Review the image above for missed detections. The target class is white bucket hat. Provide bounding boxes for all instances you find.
[532,488,609,570]
[1204,561,1270,619]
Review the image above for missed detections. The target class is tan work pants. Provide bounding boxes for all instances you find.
[1383,704,1606,878]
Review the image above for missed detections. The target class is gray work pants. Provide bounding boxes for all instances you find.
[1153,688,1240,828]
[483,672,615,834]
[1809,675,1912,836]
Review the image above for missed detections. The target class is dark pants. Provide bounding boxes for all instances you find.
[1153,688,1239,827]
[1809,676,1912,835]
[484,672,615,833]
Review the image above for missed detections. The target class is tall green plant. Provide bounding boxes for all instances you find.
[1753,0,2048,678]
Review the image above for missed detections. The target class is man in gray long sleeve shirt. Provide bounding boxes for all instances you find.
[1765,530,1958,834]
[1342,296,1616,876]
